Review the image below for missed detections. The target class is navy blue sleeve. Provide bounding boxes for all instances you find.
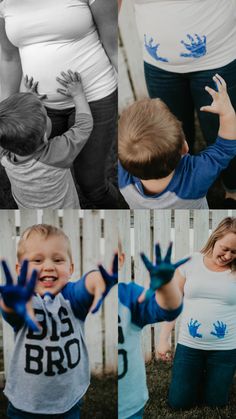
[61,272,94,321]
[175,137,236,199]
[119,282,183,329]
[1,309,24,332]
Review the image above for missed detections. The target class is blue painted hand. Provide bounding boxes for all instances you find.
[144,35,168,62]
[180,34,206,58]
[91,253,118,314]
[210,321,227,339]
[140,242,190,301]
[0,260,39,331]
[188,318,203,338]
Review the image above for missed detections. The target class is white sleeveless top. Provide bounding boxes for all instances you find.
[0,0,117,109]
[134,0,236,73]
[178,253,236,350]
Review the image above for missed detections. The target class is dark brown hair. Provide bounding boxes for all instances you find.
[118,98,185,179]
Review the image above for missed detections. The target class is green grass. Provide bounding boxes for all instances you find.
[145,360,236,419]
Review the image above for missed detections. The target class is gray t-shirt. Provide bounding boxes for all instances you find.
[4,286,92,414]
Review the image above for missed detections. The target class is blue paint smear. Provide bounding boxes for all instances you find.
[144,34,168,62]
[188,318,203,338]
[180,34,207,58]
[210,321,227,339]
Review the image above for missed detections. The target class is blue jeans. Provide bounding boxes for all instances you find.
[144,59,236,191]
[168,343,236,409]
[126,406,145,419]
[46,89,120,208]
[7,401,81,419]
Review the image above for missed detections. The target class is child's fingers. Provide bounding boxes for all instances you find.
[200,105,218,114]
[90,291,104,314]
[68,69,76,82]
[205,85,217,99]
[1,260,13,286]
[75,71,81,82]
[215,73,226,89]
[18,259,28,286]
[138,290,146,303]
[56,77,68,88]
[61,71,71,82]
[140,252,153,271]
[57,88,70,97]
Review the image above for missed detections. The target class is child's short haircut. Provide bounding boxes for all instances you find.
[118,98,185,179]
[0,93,46,156]
[17,224,73,262]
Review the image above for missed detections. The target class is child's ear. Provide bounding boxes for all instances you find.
[70,263,74,276]
[43,133,48,145]
[181,140,189,155]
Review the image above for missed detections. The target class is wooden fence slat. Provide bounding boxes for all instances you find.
[20,210,38,232]
[42,209,60,227]
[193,210,210,252]
[118,210,131,283]
[83,210,103,375]
[62,209,81,280]
[0,211,16,377]
[119,0,147,102]
[104,211,118,373]
[118,44,135,113]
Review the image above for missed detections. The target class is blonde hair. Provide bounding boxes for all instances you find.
[201,217,236,271]
[17,224,73,262]
[118,98,185,179]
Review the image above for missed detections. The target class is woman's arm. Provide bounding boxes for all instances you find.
[90,0,118,72]
[0,18,22,99]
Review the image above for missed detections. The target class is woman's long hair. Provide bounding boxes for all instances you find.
[201,217,236,271]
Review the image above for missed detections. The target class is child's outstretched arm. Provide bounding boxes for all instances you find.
[200,74,236,140]
[0,260,39,331]
[139,243,189,310]
[87,254,118,313]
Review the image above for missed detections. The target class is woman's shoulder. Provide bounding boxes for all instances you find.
[0,1,5,18]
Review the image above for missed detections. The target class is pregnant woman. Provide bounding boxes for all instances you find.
[0,0,118,209]
[120,0,236,207]
[157,216,236,408]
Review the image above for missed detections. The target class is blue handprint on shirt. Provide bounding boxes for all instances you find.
[188,318,202,338]
[180,34,207,58]
[144,35,168,62]
[210,321,227,339]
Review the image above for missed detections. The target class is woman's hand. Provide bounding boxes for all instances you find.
[157,340,173,362]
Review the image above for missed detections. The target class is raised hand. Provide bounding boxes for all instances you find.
[188,318,202,338]
[91,254,118,314]
[0,260,39,331]
[24,75,47,100]
[56,70,84,98]
[180,33,206,58]
[210,321,227,339]
[200,74,234,116]
[144,35,168,63]
[140,243,190,301]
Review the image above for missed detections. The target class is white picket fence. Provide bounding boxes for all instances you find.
[118,209,236,361]
[0,209,118,385]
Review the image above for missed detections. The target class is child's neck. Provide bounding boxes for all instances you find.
[140,171,175,195]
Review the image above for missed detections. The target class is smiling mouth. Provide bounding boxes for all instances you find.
[39,277,58,283]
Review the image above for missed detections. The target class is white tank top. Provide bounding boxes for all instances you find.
[0,0,117,109]
[178,253,236,350]
[134,0,236,73]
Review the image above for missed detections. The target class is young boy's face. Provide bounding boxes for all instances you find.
[16,233,74,296]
